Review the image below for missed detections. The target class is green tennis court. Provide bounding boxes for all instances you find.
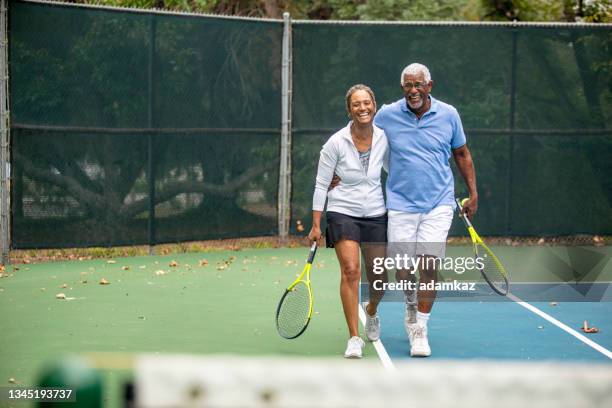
[0,247,378,407]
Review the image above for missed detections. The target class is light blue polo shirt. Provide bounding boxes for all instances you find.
[374,95,466,213]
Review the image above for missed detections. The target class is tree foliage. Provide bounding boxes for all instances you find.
[68,0,611,21]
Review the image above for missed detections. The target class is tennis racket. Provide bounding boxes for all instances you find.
[456,198,509,296]
[275,241,317,339]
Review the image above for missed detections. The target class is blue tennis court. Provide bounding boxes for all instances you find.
[374,300,612,362]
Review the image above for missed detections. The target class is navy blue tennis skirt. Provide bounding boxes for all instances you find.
[325,211,387,248]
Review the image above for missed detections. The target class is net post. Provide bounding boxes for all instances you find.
[0,0,10,265]
[278,12,292,240]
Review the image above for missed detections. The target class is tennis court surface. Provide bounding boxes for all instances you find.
[1,244,610,407]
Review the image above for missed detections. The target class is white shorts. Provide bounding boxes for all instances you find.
[387,205,454,259]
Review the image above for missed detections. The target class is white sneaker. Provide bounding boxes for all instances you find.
[344,336,365,359]
[409,325,431,357]
[404,304,417,341]
[365,312,380,341]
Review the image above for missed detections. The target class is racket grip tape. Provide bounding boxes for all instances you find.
[307,241,317,264]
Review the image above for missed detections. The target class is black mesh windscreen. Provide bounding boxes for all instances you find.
[9,1,612,249]
[291,23,611,236]
[10,1,282,248]
[151,131,279,243]
[11,129,150,247]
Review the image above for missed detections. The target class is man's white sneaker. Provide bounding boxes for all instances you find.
[344,336,365,359]
[365,312,380,341]
[404,304,417,340]
[409,325,431,357]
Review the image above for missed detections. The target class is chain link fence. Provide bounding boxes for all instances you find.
[3,0,611,255]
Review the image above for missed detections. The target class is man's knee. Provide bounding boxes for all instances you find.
[395,268,415,282]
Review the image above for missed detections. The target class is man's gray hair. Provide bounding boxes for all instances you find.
[400,63,432,85]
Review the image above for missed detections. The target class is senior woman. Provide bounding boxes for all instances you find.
[308,84,388,358]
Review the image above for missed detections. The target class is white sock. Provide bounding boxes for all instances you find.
[416,311,430,328]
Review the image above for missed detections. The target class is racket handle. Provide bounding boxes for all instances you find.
[455,197,473,228]
[455,197,463,212]
[307,241,318,264]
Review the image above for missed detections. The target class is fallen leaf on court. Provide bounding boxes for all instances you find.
[199,259,209,266]
[169,260,179,267]
[107,260,116,264]
[593,236,604,247]
[60,283,68,288]
[537,238,545,245]
[537,325,543,329]
[8,377,16,384]
[581,320,599,333]
[81,280,88,284]
[56,293,66,299]
[155,270,166,276]
[139,265,146,269]
[99,278,110,285]
[549,302,557,306]
[122,266,130,270]
[138,316,146,320]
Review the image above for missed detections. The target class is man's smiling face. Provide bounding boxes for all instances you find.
[402,72,432,114]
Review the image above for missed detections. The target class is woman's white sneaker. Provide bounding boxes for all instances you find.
[344,336,365,358]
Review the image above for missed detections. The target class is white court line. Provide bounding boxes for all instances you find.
[507,292,612,359]
[358,304,396,370]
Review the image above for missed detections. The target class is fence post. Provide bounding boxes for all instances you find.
[278,12,292,239]
[147,15,156,254]
[505,28,518,236]
[0,0,10,265]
